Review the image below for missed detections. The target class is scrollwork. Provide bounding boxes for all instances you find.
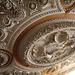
[0,49,13,72]
[28,2,37,10]
[1,0,75,75]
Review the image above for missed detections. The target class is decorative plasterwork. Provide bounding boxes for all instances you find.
[1,0,75,75]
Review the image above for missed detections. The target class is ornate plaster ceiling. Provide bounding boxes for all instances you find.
[0,0,75,75]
